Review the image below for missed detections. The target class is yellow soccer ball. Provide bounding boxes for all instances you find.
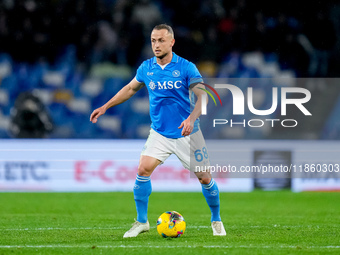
[156,211,186,238]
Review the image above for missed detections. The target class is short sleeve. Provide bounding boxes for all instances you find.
[135,63,144,83]
[187,62,203,87]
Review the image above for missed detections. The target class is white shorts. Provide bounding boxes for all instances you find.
[141,128,210,172]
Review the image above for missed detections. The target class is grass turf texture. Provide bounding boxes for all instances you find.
[0,191,339,255]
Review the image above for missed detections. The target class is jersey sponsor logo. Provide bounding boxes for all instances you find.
[147,72,154,76]
[157,80,182,90]
[172,70,180,77]
[149,80,183,90]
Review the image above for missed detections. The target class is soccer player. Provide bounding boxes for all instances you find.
[90,24,226,237]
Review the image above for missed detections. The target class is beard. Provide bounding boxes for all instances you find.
[156,51,168,59]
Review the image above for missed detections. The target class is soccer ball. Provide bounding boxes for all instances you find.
[156,211,186,238]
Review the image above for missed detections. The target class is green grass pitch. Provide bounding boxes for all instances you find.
[0,191,339,255]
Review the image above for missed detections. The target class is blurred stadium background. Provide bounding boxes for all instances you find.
[1,0,340,192]
[0,0,340,140]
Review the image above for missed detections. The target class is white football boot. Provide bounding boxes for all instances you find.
[211,221,226,236]
[123,220,150,238]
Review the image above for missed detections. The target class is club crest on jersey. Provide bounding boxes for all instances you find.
[172,70,180,77]
[149,81,156,90]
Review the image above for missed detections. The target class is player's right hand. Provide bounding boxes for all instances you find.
[90,106,106,123]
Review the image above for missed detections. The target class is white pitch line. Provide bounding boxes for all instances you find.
[2,225,323,231]
[0,245,339,249]
[0,227,123,231]
[2,225,321,231]
[0,226,210,231]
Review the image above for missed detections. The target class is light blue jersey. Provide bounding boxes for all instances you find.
[136,52,203,138]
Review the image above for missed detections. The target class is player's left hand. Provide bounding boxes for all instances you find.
[178,117,193,137]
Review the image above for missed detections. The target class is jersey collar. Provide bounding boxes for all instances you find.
[152,52,179,67]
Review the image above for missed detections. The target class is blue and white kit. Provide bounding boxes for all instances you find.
[132,54,221,228]
[135,53,210,170]
[136,52,202,139]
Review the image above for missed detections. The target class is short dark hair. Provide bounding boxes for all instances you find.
[152,24,174,38]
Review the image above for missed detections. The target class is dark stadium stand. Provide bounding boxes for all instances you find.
[0,0,339,139]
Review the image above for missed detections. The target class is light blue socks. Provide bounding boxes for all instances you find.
[202,179,221,222]
[134,174,152,223]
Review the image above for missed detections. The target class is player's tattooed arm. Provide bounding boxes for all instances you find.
[90,77,145,123]
[178,83,208,136]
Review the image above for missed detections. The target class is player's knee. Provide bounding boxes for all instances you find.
[198,177,211,185]
[138,156,160,176]
[195,171,211,184]
[138,164,152,177]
